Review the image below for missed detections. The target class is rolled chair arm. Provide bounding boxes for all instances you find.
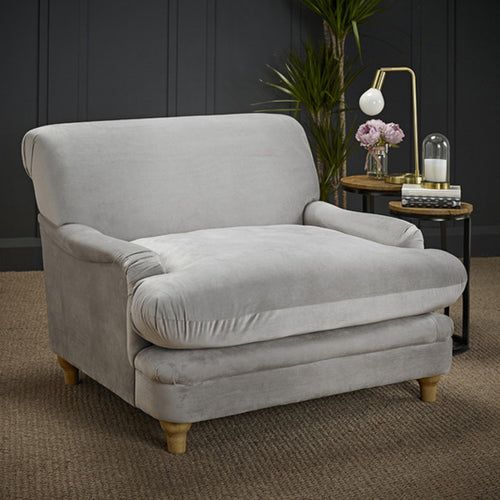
[39,215,164,291]
[304,201,424,249]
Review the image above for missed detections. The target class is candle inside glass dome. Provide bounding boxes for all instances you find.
[422,133,450,188]
[424,158,447,182]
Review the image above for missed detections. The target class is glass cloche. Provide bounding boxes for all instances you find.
[422,133,450,189]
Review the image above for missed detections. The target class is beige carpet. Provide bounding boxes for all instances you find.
[1,258,499,500]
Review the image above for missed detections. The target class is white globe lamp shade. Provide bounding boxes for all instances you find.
[359,88,385,116]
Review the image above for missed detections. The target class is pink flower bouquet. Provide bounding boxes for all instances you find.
[355,119,404,149]
[355,120,404,178]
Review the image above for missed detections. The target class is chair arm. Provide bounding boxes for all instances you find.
[39,215,164,291]
[304,201,424,249]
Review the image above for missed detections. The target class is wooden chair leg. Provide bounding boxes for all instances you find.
[56,356,79,385]
[159,421,192,454]
[418,375,442,402]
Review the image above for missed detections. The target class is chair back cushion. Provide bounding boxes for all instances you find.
[22,113,318,240]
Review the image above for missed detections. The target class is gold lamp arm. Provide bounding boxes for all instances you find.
[371,69,386,89]
[371,67,420,179]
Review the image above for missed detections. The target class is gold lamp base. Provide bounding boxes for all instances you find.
[384,173,422,185]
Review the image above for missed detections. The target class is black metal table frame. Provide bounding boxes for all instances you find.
[391,212,471,355]
[342,185,470,355]
[342,186,398,214]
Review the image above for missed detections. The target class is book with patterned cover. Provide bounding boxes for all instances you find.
[401,184,461,208]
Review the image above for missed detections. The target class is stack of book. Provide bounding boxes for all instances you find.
[401,184,461,208]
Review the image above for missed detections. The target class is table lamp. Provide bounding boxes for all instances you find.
[359,66,422,184]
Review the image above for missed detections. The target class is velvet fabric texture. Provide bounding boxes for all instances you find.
[304,200,425,248]
[134,313,453,422]
[38,215,164,403]
[135,313,452,384]
[22,113,461,425]
[131,224,466,348]
[22,114,318,241]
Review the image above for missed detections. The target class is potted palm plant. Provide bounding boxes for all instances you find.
[262,0,382,205]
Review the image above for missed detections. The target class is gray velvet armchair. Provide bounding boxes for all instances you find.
[22,114,466,454]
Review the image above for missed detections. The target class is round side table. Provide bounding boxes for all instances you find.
[389,201,473,354]
[340,175,401,213]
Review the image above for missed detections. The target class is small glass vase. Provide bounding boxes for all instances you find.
[365,145,388,179]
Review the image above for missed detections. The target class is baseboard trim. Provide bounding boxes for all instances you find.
[0,237,42,271]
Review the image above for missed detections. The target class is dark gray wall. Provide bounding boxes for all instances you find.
[346,0,500,256]
[1,0,499,270]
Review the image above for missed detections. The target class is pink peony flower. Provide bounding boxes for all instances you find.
[382,122,405,145]
[365,119,385,130]
[356,119,405,149]
[355,122,381,149]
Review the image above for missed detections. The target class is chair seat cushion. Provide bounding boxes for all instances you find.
[130,224,466,349]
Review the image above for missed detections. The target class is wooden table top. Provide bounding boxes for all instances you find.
[340,175,402,193]
[389,201,473,217]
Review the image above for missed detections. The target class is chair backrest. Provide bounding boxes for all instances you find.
[22,113,319,240]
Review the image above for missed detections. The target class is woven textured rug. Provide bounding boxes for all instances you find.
[1,258,499,499]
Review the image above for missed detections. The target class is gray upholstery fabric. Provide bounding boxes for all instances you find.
[131,225,466,348]
[39,216,164,403]
[134,313,452,422]
[304,200,424,248]
[22,114,318,241]
[22,113,460,427]
[135,313,452,384]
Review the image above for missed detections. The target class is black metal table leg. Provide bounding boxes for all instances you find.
[453,217,471,353]
[367,195,374,213]
[362,194,375,213]
[463,217,471,345]
[440,221,450,317]
[440,221,447,251]
[452,216,471,354]
[389,202,473,356]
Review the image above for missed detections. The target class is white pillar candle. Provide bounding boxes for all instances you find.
[424,158,447,182]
